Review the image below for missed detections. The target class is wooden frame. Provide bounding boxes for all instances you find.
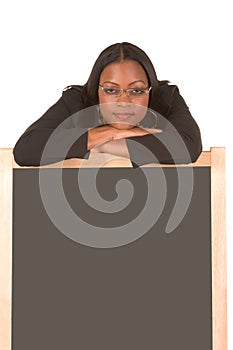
[0,147,227,350]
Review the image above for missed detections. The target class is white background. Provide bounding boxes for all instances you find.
[1,0,232,346]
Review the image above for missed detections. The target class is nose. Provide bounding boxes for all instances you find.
[116,90,132,104]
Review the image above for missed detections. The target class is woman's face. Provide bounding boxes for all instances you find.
[98,60,150,130]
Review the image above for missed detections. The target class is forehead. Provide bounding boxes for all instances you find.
[99,60,148,84]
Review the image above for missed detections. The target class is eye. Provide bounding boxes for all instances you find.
[130,88,147,96]
[103,87,119,95]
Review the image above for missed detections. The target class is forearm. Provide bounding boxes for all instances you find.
[87,125,161,151]
[96,139,130,158]
[126,128,202,166]
[13,128,89,166]
[87,126,115,150]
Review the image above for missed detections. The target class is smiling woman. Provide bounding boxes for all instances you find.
[13,42,202,167]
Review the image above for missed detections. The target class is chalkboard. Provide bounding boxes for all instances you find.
[0,148,227,350]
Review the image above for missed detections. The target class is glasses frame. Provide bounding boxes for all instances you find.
[99,85,152,98]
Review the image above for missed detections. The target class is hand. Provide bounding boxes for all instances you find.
[87,125,163,150]
[113,126,162,140]
[144,128,163,134]
[92,139,130,158]
[90,145,102,153]
[87,125,115,150]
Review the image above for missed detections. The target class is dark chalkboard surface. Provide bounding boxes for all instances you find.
[12,167,212,350]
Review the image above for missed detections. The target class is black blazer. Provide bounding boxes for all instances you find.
[13,84,202,166]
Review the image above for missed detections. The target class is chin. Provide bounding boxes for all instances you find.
[110,123,135,130]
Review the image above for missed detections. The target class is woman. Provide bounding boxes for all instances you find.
[13,42,202,166]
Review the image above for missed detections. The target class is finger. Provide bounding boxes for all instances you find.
[146,128,163,133]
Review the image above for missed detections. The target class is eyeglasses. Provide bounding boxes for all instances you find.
[99,85,152,98]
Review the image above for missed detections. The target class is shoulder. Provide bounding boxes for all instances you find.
[61,85,85,113]
[157,83,179,105]
[152,83,178,116]
[157,83,189,113]
[62,84,83,93]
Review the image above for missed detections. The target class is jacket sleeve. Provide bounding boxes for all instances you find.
[13,90,89,166]
[125,85,202,166]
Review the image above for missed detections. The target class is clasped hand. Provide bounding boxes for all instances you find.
[89,125,162,157]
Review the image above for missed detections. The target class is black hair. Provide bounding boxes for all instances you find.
[82,42,165,111]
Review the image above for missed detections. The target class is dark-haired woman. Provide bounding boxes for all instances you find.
[13,42,202,166]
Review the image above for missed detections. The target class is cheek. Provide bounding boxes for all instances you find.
[98,94,113,120]
[98,92,108,105]
[134,98,149,120]
[138,96,149,108]
[134,104,148,122]
[99,103,113,121]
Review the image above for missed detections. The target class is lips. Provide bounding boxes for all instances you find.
[113,113,134,120]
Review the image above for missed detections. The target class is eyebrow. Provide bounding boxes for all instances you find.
[128,80,147,86]
[101,81,119,86]
[101,80,147,86]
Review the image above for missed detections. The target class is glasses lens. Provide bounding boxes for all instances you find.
[102,87,121,96]
[128,88,148,98]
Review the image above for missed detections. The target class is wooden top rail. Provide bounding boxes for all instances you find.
[1,148,211,168]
